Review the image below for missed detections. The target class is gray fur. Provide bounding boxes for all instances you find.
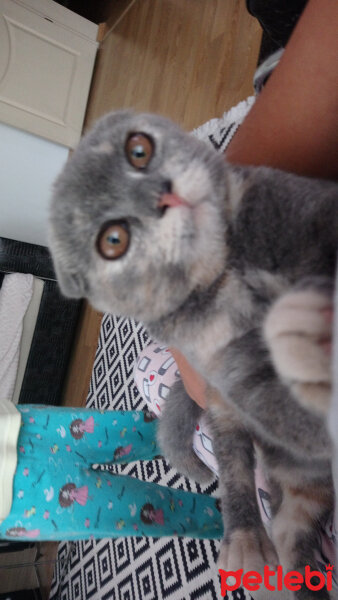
[49,110,337,599]
[156,379,213,483]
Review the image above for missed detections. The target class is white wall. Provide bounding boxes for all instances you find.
[0,123,69,246]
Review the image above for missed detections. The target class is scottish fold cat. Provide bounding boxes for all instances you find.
[49,110,337,599]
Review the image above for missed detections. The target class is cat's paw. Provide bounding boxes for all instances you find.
[157,379,215,484]
[218,528,292,599]
[158,424,214,483]
[264,281,333,414]
[157,413,214,484]
[217,527,278,574]
[173,451,215,483]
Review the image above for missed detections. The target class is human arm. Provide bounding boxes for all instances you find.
[226,0,338,179]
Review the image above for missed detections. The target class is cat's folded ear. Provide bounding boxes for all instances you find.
[55,268,85,299]
[48,241,85,299]
[48,216,87,299]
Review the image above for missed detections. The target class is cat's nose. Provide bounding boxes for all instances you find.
[161,180,172,194]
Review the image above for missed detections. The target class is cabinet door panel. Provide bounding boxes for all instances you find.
[0,0,98,147]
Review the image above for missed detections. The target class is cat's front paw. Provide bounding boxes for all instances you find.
[157,380,214,484]
[218,528,294,599]
[264,281,333,414]
[218,526,278,575]
[159,434,214,483]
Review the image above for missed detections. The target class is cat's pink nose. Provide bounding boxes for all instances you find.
[158,193,189,208]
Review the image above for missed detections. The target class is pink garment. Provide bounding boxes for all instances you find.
[13,527,40,539]
[80,416,95,434]
[117,444,133,457]
[153,508,164,525]
[25,528,40,538]
[70,485,89,506]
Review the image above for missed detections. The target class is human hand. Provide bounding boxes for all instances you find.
[169,347,207,409]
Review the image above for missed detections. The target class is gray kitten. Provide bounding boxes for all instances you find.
[49,110,337,599]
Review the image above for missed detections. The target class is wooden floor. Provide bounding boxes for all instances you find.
[62,0,261,410]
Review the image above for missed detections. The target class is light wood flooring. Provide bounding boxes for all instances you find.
[62,0,262,410]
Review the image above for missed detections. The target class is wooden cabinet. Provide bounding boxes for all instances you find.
[0,0,98,147]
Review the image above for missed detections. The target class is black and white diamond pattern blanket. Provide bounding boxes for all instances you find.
[49,98,255,600]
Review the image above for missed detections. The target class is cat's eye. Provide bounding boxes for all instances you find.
[125,133,154,169]
[96,220,130,260]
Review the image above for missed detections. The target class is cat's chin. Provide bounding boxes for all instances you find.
[87,290,183,326]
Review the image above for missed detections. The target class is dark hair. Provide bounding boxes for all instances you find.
[143,408,157,423]
[59,482,76,507]
[114,447,123,460]
[6,527,26,537]
[140,502,155,524]
[70,419,84,439]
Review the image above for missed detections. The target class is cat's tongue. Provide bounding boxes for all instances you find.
[158,193,190,209]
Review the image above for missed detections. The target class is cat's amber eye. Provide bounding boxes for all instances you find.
[125,133,154,169]
[96,220,130,260]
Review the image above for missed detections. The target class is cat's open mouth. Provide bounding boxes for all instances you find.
[158,193,191,214]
